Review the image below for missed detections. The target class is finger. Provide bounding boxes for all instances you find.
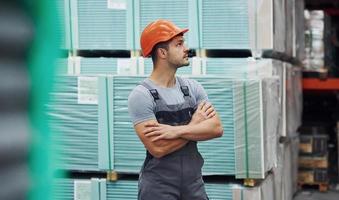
[143,127,160,134]
[205,106,215,116]
[151,135,164,142]
[145,131,161,137]
[197,101,206,111]
[207,110,216,119]
[144,122,159,127]
[201,102,212,112]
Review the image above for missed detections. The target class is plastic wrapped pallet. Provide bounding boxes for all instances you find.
[70,0,132,50]
[232,77,279,179]
[56,0,70,49]
[294,0,305,60]
[48,74,279,176]
[143,57,195,75]
[200,0,273,54]
[70,57,143,75]
[47,76,101,171]
[55,57,69,75]
[53,176,275,200]
[98,75,279,177]
[273,0,286,53]
[273,134,299,200]
[134,0,199,50]
[304,10,325,70]
[233,174,274,200]
[285,64,302,135]
[202,58,274,78]
[278,63,302,137]
[144,57,275,78]
[98,76,146,173]
[47,75,145,172]
[285,0,295,56]
[52,178,73,200]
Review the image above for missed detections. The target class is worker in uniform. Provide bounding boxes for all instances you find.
[128,19,223,200]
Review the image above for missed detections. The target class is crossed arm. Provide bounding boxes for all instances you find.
[133,101,223,158]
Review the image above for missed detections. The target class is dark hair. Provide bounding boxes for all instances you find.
[151,41,170,63]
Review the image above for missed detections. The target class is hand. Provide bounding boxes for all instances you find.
[190,101,216,125]
[143,122,181,142]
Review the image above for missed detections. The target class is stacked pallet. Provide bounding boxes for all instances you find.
[53,175,275,200]
[47,67,280,173]
[298,128,329,192]
[50,0,304,199]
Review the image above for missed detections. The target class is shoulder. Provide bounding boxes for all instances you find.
[128,84,152,101]
[177,76,201,87]
[177,76,208,103]
[177,76,204,92]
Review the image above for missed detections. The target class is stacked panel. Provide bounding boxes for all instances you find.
[134,0,199,49]
[72,0,130,50]
[200,0,273,51]
[56,0,70,49]
[47,76,100,171]
[53,176,275,200]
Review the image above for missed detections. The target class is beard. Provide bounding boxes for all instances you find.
[175,57,190,68]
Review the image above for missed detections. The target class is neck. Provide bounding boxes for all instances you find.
[150,61,177,88]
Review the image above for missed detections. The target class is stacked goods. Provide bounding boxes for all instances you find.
[304,10,325,70]
[57,0,278,52]
[98,74,279,178]
[297,129,329,191]
[70,0,131,50]
[50,1,304,199]
[55,0,70,49]
[299,134,328,156]
[55,57,69,75]
[47,72,279,178]
[53,175,275,200]
[200,0,273,53]
[285,64,303,135]
[134,0,198,49]
[272,63,302,200]
[47,76,101,171]
[143,57,194,75]
[273,135,299,200]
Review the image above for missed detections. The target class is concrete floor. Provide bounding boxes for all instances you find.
[293,190,339,200]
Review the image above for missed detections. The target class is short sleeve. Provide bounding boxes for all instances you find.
[128,86,156,125]
[189,79,209,107]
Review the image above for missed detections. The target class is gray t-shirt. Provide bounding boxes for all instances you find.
[128,76,208,125]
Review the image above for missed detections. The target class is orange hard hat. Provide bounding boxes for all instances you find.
[140,19,189,57]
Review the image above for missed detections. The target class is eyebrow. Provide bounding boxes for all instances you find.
[176,38,185,43]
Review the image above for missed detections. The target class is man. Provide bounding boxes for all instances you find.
[128,19,223,200]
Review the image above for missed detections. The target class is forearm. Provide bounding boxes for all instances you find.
[152,138,188,157]
[178,117,223,141]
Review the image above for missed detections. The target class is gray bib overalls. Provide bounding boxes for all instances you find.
[138,77,209,200]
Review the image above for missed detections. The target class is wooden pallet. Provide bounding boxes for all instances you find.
[243,178,257,187]
[130,50,140,57]
[299,134,327,155]
[196,49,207,57]
[299,154,328,168]
[298,168,328,192]
[298,182,329,192]
[106,171,140,182]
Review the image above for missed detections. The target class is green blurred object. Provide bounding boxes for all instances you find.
[27,0,62,200]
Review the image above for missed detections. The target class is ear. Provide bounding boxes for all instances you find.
[157,48,167,59]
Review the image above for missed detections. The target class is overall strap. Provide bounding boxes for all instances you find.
[176,76,190,97]
[140,80,160,101]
